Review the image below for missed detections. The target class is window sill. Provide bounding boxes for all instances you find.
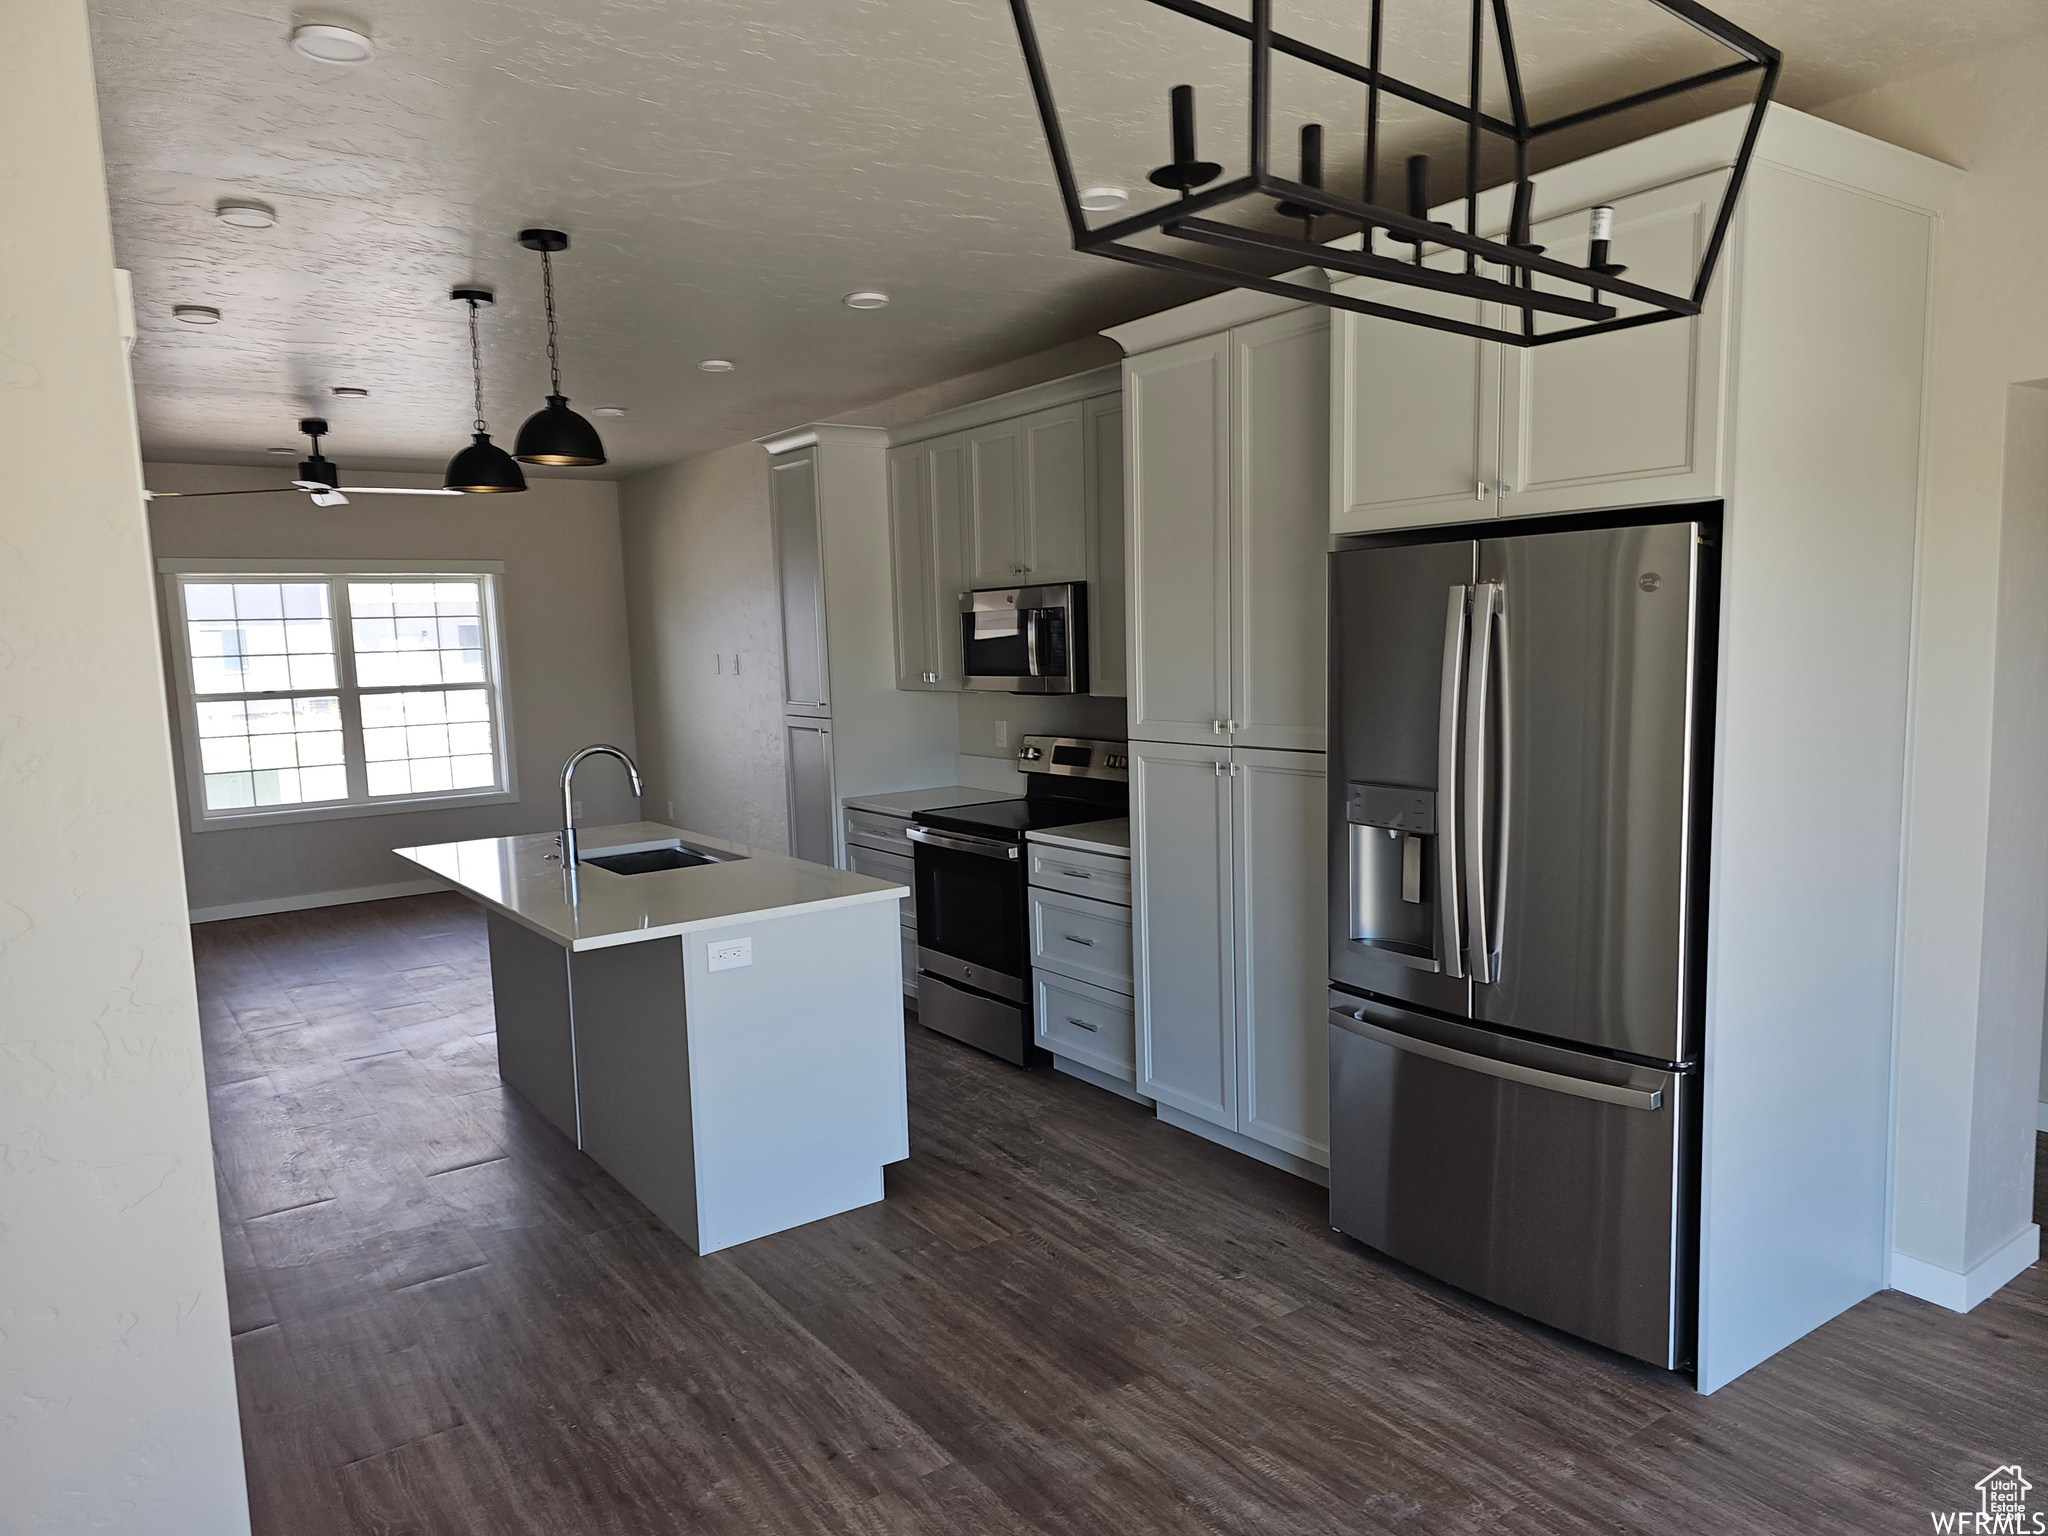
[188,787,519,834]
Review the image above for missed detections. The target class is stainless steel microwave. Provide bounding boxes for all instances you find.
[960,583,1087,694]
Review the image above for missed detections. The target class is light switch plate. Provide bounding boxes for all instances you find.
[995,720,1009,751]
[708,937,752,972]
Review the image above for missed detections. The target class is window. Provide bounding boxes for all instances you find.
[162,565,513,827]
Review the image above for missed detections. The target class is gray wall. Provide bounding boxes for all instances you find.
[1,3,250,1528]
[617,443,793,851]
[146,463,640,914]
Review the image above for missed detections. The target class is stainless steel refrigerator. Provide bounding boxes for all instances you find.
[1326,513,1715,1370]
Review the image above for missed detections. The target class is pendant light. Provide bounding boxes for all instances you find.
[512,229,606,467]
[444,288,526,494]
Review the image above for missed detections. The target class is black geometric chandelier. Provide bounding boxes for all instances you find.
[1007,0,1779,346]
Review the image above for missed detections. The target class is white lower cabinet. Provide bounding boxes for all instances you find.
[1035,970,1136,1080]
[1132,739,1329,1166]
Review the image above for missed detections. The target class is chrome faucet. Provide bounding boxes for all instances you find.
[559,744,643,869]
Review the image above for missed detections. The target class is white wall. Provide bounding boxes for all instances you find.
[617,444,792,851]
[0,3,249,1529]
[1818,47,2048,1289]
[146,464,640,916]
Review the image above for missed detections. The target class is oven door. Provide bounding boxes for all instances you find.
[961,584,1083,694]
[908,825,1027,1000]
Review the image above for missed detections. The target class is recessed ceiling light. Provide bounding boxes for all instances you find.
[216,199,278,229]
[843,290,890,310]
[290,22,375,64]
[173,305,221,325]
[697,359,735,373]
[1079,186,1130,212]
[266,447,296,455]
[591,405,628,418]
[331,386,369,397]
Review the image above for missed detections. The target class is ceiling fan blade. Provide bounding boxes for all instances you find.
[343,487,465,497]
[308,489,350,507]
[143,486,301,499]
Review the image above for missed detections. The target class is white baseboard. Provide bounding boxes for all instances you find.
[1890,1224,2040,1313]
[1155,1102,1331,1188]
[188,877,445,924]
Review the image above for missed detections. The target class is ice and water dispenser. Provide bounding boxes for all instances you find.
[1345,782,1444,972]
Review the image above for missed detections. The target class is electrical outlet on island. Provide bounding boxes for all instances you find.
[995,720,1009,751]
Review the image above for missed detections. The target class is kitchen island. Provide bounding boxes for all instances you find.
[395,821,910,1255]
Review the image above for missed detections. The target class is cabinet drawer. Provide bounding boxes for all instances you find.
[845,808,914,857]
[1031,887,1133,995]
[846,844,915,927]
[1027,842,1131,905]
[1035,970,1136,1079]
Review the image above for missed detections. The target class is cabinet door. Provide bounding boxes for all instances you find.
[1019,402,1087,584]
[1132,740,1236,1127]
[770,449,830,715]
[1126,334,1233,745]
[1232,747,1330,1166]
[1083,395,1127,699]
[887,444,938,690]
[966,420,1025,588]
[1498,171,1730,518]
[927,434,971,689]
[1232,308,1330,752]
[1331,261,1503,535]
[784,718,837,866]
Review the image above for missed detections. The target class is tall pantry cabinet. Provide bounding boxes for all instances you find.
[1107,295,1333,1172]
[762,424,958,868]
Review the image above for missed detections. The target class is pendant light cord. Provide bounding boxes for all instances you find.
[467,298,487,433]
[541,248,562,398]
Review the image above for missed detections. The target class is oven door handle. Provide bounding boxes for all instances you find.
[906,826,1020,860]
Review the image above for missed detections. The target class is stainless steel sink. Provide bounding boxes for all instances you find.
[581,843,742,876]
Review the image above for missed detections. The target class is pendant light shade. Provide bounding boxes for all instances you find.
[513,229,606,466]
[446,432,527,492]
[514,394,606,466]
[445,287,527,494]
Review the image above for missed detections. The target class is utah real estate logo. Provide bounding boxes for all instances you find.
[1932,1465,2039,1534]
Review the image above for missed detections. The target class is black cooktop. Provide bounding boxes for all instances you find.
[914,796,1121,840]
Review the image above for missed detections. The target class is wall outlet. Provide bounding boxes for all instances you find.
[708,937,752,972]
[995,720,1009,751]
[572,800,584,818]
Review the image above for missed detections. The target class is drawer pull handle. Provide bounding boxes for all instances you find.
[1065,1016,1099,1032]
[1055,867,1092,878]
[1063,934,1095,946]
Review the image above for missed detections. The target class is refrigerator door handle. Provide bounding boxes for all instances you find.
[1487,583,1512,981]
[1327,1008,1666,1112]
[1437,586,1469,979]
[1463,582,1500,983]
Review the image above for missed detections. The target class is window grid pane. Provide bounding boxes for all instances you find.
[359,687,498,798]
[181,574,501,819]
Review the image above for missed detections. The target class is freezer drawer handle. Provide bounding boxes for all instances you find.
[1328,1009,1664,1112]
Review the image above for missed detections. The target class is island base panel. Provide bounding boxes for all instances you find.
[485,912,580,1145]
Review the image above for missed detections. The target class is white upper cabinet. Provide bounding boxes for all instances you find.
[886,444,938,691]
[770,448,829,715]
[1232,308,1330,752]
[1331,260,1502,534]
[1124,309,1329,750]
[966,420,1024,587]
[1125,333,1235,746]
[1019,402,1088,584]
[1084,396,1127,698]
[1333,170,1733,535]
[1499,171,1731,519]
[928,435,970,689]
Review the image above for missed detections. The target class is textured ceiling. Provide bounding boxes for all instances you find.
[91,0,2039,477]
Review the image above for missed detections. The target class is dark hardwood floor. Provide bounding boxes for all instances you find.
[200,894,2047,1535]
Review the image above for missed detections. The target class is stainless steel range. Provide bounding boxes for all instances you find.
[908,735,1128,1064]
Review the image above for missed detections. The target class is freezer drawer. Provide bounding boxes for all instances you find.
[1327,994,1691,1369]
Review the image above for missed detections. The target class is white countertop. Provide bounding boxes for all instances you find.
[841,786,1008,817]
[394,821,908,953]
[1026,818,1131,855]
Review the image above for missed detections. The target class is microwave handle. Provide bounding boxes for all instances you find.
[1025,607,1042,677]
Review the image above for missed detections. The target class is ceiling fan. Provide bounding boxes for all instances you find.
[144,419,464,507]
